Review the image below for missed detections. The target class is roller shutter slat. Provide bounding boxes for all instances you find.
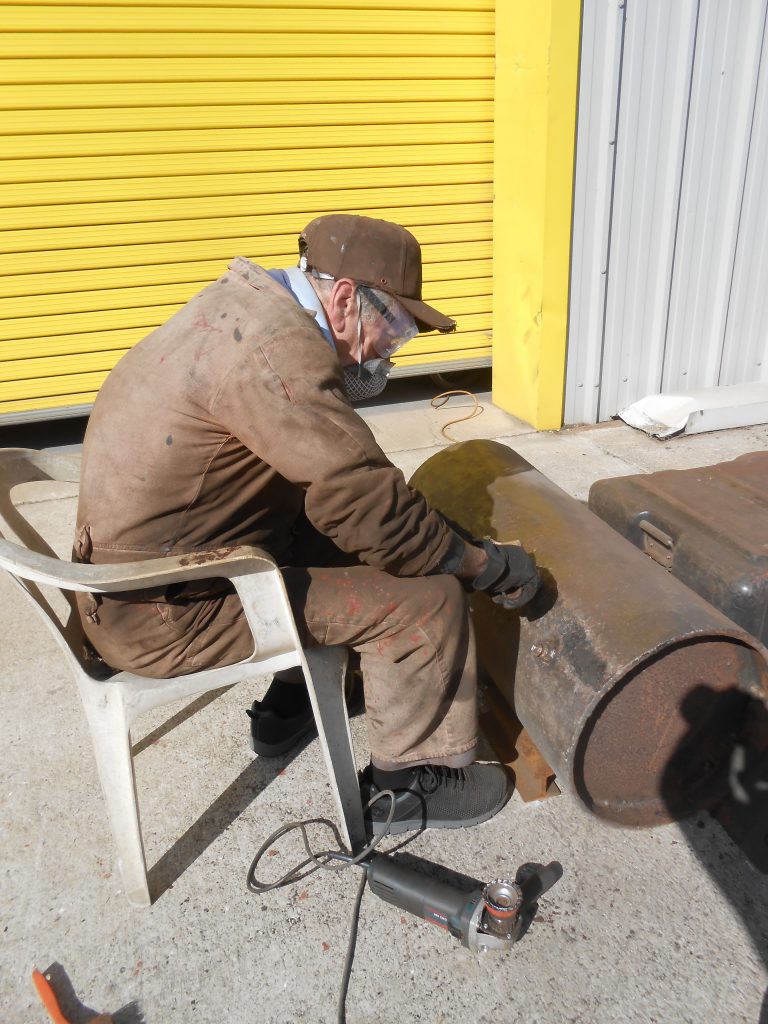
[4,101,493,135]
[0,392,97,417]
[0,319,493,364]
[2,122,491,161]
[4,100,493,136]
[1,220,492,261]
[0,301,492,344]
[1,163,493,208]
[0,325,493,397]
[0,276,491,320]
[4,238,493,279]
[0,258,493,300]
[0,370,111,402]
[0,80,493,110]
[0,143,494,185]
[1,185,492,231]
[5,0,492,9]
[0,349,132,382]
[0,56,492,85]
[5,6,494,33]
[0,326,149,360]
[0,335,493,388]
[397,333,491,360]
[2,33,494,60]
[0,323,493,392]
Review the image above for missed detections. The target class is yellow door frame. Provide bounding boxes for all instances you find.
[492,0,582,430]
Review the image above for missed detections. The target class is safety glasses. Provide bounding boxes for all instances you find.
[358,285,419,358]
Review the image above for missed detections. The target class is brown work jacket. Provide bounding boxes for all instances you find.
[74,258,456,674]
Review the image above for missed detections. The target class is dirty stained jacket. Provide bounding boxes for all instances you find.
[74,258,457,674]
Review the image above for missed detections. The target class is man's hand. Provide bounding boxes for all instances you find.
[470,538,540,610]
[440,533,540,611]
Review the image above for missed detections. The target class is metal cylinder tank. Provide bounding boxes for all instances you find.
[410,440,768,826]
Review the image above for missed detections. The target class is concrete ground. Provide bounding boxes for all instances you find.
[2,378,767,1024]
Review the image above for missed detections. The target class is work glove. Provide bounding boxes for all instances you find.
[472,538,540,610]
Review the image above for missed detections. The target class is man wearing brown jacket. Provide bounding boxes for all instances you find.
[74,214,540,835]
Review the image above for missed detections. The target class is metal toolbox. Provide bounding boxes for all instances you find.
[588,452,768,645]
[589,451,768,871]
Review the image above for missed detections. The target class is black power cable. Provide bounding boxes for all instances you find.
[336,871,368,1024]
[246,792,395,1024]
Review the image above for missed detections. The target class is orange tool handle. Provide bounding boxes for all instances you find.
[32,969,71,1024]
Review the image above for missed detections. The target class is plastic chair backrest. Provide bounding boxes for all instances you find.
[0,447,302,681]
[0,448,88,677]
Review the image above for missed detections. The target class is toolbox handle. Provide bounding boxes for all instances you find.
[638,518,675,569]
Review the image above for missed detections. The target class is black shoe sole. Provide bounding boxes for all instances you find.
[364,786,512,836]
[249,718,317,757]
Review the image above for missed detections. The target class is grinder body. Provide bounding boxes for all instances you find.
[364,855,562,953]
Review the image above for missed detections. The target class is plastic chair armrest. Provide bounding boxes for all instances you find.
[0,541,275,593]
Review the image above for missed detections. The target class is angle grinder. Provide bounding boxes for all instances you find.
[363,854,563,952]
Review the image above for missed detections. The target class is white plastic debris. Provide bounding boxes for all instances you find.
[618,382,768,438]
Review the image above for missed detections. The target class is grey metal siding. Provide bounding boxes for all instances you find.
[566,0,768,425]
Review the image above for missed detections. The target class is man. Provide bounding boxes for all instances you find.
[74,214,540,835]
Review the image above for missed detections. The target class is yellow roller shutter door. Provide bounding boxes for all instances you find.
[0,1,494,421]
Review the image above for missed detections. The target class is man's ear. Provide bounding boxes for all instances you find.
[326,278,357,333]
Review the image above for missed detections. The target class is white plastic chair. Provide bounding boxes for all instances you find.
[0,447,366,906]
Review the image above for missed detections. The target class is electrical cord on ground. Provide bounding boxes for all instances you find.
[246,790,396,1024]
[337,869,367,1024]
[430,389,483,441]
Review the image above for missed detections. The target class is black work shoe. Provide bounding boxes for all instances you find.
[247,691,315,757]
[360,762,512,836]
[247,669,364,757]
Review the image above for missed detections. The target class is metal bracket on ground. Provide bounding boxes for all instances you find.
[478,676,560,803]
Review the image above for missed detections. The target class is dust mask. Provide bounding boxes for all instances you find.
[342,357,394,402]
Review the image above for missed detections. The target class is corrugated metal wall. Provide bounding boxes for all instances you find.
[0,1,494,422]
[566,0,768,425]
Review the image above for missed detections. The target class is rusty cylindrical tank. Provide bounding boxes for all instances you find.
[410,440,768,827]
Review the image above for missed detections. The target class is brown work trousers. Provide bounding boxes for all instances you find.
[84,534,478,770]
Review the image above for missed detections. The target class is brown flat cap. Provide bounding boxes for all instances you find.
[299,214,456,334]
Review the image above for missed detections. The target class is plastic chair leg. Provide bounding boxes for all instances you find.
[304,646,367,854]
[77,680,151,906]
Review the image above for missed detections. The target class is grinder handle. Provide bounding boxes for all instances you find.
[518,861,563,905]
[365,854,480,939]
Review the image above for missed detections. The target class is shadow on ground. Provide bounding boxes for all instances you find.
[36,962,144,1023]
[663,686,768,1023]
[145,713,315,901]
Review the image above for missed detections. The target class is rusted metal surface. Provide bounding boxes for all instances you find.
[589,451,768,644]
[411,440,768,827]
[478,677,559,802]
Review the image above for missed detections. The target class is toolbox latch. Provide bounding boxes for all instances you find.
[638,518,675,570]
